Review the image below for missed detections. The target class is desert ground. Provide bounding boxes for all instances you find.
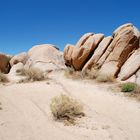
[0,71,140,140]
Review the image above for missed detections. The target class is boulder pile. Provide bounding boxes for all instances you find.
[64,23,140,85]
[0,44,65,82]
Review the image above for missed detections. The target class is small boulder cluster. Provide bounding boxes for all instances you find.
[0,44,65,82]
[64,23,140,85]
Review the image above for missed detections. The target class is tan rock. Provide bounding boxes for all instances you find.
[25,44,65,72]
[10,52,28,67]
[99,23,140,77]
[82,36,113,71]
[118,49,140,80]
[71,34,104,70]
[63,44,74,66]
[76,33,94,48]
[0,53,10,73]
[136,69,140,86]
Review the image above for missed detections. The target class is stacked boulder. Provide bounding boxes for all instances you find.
[0,53,11,74]
[0,44,65,82]
[64,23,140,85]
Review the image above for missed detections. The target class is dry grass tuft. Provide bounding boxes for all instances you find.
[83,68,99,79]
[0,71,9,83]
[64,67,83,79]
[96,73,115,83]
[16,67,46,82]
[50,94,85,125]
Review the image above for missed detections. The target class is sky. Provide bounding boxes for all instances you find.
[0,0,140,54]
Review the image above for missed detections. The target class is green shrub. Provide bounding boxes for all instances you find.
[121,82,136,92]
[50,94,85,125]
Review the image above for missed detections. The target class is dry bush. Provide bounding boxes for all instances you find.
[0,102,2,110]
[96,73,115,83]
[83,68,99,79]
[16,67,46,82]
[64,67,83,79]
[50,94,85,125]
[0,71,9,83]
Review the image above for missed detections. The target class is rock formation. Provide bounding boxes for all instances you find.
[24,44,65,73]
[10,52,28,67]
[64,23,140,83]
[0,53,11,74]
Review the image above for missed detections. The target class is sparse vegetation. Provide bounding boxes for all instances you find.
[16,67,46,82]
[121,82,136,92]
[0,102,2,110]
[64,67,83,79]
[0,71,9,83]
[50,94,85,125]
[111,82,140,101]
[83,68,99,79]
[96,73,115,83]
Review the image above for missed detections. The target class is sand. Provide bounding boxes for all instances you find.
[0,71,140,140]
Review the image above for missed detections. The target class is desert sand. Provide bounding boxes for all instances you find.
[0,71,140,140]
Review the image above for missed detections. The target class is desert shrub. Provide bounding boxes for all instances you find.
[83,68,99,79]
[96,73,115,83]
[16,67,46,82]
[50,94,85,125]
[64,67,83,79]
[121,82,136,92]
[0,71,9,83]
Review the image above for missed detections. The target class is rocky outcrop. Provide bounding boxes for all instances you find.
[118,48,140,80]
[83,36,113,71]
[25,44,65,73]
[75,33,94,48]
[10,52,28,67]
[64,44,74,66]
[64,33,104,70]
[63,23,140,85]
[71,33,104,70]
[136,70,140,86]
[0,53,11,74]
[99,23,140,77]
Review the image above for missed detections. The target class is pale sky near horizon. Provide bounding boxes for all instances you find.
[0,0,140,54]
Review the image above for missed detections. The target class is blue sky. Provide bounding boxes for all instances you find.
[0,0,140,54]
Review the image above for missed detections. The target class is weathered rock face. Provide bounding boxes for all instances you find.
[63,23,140,85]
[136,70,140,86]
[25,44,65,72]
[99,23,140,77]
[10,52,28,67]
[118,48,140,81]
[64,44,74,66]
[76,33,94,48]
[0,53,10,74]
[82,36,113,71]
[71,34,104,70]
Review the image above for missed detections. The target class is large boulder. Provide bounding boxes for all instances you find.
[10,52,28,67]
[71,34,104,70]
[118,48,140,80]
[64,44,74,66]
[136,70,140,86]
[25,44,65,73]
[0,53,11,73]
[99,23,140,77]
[76,33,94,48]
[82,36,113,71]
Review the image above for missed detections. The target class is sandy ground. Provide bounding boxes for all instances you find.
[0,71,140,140]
